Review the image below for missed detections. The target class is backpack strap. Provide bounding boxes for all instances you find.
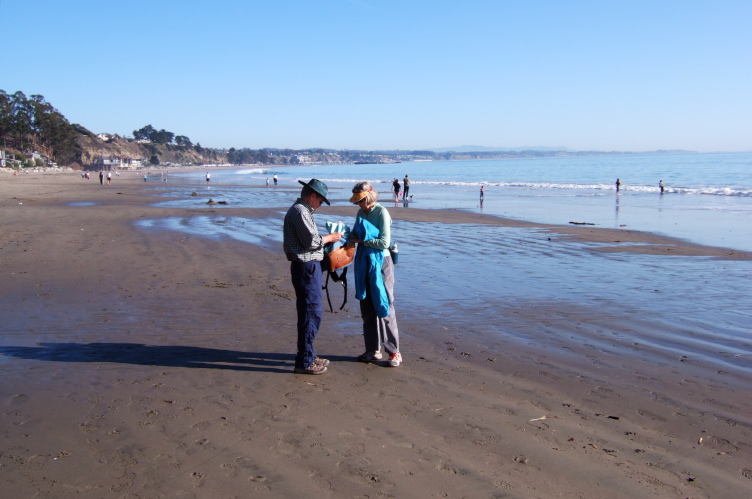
[322,267,348,313]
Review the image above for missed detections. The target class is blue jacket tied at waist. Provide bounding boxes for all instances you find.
[352,217,390,318]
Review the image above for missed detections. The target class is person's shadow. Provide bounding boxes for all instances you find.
[0,343,350,373]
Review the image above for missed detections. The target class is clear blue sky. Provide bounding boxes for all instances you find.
[2,0,750,152]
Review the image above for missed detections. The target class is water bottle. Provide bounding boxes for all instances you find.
[389,242,399,264]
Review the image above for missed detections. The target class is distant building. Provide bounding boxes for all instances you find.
[92,156,143,170]
[123,158,143,169]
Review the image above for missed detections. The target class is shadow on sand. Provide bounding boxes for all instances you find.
[0,343,351,374]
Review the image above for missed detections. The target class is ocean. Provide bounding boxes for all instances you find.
[159,151,752,252]
[139,152,752,380]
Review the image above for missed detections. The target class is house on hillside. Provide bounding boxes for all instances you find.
[122,158,143,169]
[92,156,121,170]
[92,156,142,170]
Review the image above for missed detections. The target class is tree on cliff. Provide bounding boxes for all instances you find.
[133,124,178,145]
[0,90,78,164]
[175,135,192,147]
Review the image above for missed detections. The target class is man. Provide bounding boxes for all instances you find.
[283,179,343,374]
[403,174,410,199]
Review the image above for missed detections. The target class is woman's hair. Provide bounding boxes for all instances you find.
[352,181,378,204]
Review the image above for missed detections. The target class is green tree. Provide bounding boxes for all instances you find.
[0,90,12,147]
[11,91,34,149]
[153,129,174,144]
[133,124,156,141]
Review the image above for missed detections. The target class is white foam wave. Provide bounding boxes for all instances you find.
[236,168,268,175]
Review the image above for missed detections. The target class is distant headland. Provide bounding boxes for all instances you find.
[1,89,696,171]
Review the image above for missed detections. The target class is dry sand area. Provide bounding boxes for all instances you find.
[1,171,751,498]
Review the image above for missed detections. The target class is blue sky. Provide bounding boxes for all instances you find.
[2,0,750,152]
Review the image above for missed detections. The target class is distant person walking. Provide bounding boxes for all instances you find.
[99,171,104,185]
[659,180,665,194]
[392,178,401,202]
[403,175,411,199]
[273,174,278,186]
[206,172,211,184]
[480,185,484,200]
[106,171,112,185]
[143,173,147,182]
[615,178,621,192]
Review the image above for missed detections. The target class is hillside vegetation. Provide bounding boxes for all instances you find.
[2,89,693,171]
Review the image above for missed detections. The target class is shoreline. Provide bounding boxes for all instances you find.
[2,172,751,497]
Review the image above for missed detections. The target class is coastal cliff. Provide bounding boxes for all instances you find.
[75,134,225,169]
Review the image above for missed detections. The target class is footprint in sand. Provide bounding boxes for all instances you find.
[191,471,205,488]
[537,371,560,380]
[336,461,395,488]
[494,480,514,491]
[589,386,620,398]
[701,436,737,454]
[636,408,666,422]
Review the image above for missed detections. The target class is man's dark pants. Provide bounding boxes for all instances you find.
[290,260,323,369]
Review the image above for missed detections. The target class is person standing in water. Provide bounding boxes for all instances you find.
[615,178,621,192]
[659,180,665,194]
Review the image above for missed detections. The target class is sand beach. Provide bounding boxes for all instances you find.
[1,170,751,498]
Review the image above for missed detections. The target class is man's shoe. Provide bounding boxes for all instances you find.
[313,357,330,367]
[388,352,402,367]
[357,351,383,363]
[294,364,327,375]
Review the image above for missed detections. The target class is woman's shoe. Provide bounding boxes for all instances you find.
[357,351,383,363]
[388,352,402,367]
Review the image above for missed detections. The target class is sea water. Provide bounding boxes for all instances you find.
[161,151,752,252]
[139,152,752,378]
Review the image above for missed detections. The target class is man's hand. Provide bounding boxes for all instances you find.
[324,232,344,244]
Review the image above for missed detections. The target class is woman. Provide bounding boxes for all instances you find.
[392,178,401,202]
[349,181,401,367]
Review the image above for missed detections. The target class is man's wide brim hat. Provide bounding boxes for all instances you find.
[298,179,330,205]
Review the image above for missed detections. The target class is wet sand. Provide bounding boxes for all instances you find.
[1,171,751,498]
